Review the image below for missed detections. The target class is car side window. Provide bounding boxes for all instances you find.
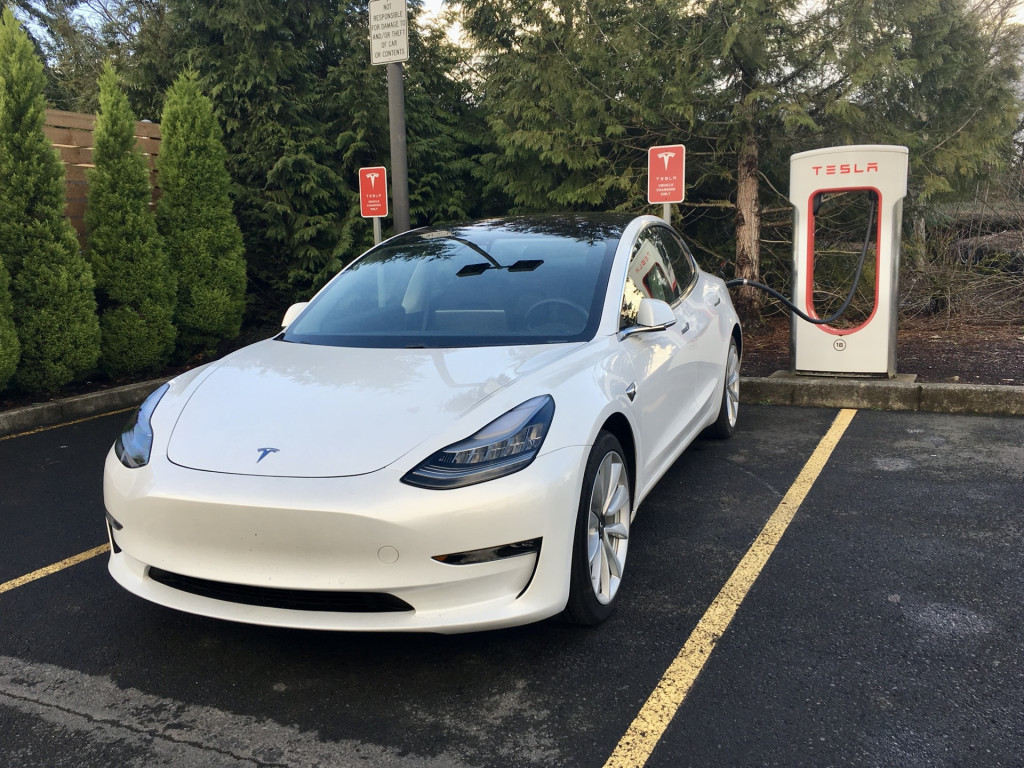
[653,227,697,297]
[620,226,695,329]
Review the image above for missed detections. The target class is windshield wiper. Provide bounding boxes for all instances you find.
[509,259,543,272]
[456,263,491,277]
[456,258,544,277]
[443,236,545,276]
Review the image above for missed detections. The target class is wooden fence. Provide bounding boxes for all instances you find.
[43,109,161,246]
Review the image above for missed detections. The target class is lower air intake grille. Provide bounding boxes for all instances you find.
[147,567,414,613]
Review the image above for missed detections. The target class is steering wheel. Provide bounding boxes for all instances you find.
[524,299,589,333]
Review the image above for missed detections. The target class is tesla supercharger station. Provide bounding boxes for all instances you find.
[790,145,909,377]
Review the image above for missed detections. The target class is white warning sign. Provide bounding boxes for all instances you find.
[369,0,409,66]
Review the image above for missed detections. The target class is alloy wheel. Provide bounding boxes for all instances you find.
[725,342,740,428]
[586,451,630,605]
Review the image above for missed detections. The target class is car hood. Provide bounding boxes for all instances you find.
[165,339,578,477]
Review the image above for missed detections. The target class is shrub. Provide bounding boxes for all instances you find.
[156,70,245,359]
[0,9,100,393]
[86,61,176,377]
[0,255,18,391]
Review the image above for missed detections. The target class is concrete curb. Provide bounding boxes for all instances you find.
[741,374,1024,416]
[1,373,1021,440]
[0,378,172,439]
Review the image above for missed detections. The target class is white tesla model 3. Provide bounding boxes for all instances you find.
[104,214,741,633]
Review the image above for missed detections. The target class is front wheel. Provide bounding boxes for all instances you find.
[705,336,740,439]
[564,432,631,625]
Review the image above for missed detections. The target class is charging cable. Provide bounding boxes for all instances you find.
[725,193,877,326]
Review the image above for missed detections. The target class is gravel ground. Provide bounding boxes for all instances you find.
[742,317,1024,385]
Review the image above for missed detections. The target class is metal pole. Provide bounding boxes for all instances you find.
[373,216,382,245]
[663,203,671,225]
[387,62,410,234]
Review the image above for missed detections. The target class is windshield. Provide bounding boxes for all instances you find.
[281,220,621,348]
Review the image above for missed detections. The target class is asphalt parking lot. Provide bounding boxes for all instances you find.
[1,403,1021,767]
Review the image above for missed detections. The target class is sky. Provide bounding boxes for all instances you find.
[420,0,446,21]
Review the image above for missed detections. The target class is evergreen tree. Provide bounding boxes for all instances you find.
[457,0,819,319]
[3,1,176,115]
[457,0,1022,321]
[3,0,104,112]
[0,253,17,391]
[121,0,182,121]
[825,0,1023,211]
[86,60,176,376]
[315,4,487,274]
[691,0,830,317]
[0,8,100,392]
[166,0,353,315]
[168,0,483,316]
[157,70,245,359]
[457,0,680,212]
[402,17,496,223]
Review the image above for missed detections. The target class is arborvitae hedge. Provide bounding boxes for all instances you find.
[0,9,100,393]
[0,255,17,391]
[157,70,245,359]
[173,0,351,317]
[86,62,176,377]
[168,1,488,319]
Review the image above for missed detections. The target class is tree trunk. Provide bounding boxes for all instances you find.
[733,109,762,324]
[913,215,927,270]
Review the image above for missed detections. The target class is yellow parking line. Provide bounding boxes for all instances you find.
[0,408,134,442]
[0,544,111,596]
[604,408,858,768]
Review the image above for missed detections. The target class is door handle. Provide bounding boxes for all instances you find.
[678,322,690,334]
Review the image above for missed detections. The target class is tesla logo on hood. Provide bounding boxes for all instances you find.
[256,447,280,463]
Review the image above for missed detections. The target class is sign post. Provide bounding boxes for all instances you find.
[647,144,686,224]
[369,0,410,234]
[359,166,389,244]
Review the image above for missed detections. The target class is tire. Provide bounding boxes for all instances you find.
[564,431,632,626]
[705,336,740,439]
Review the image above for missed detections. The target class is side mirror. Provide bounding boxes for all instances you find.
[281,302,309,329]
[620,298,677,339]
[637,298,676,329]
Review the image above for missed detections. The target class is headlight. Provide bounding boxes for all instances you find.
[402,395,555,489]
[114,383,169,468]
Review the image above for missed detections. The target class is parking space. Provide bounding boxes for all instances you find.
[1,405,1021,767]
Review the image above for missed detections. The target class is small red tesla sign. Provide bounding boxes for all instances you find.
[648,145,685,204]
[359,166,389,218]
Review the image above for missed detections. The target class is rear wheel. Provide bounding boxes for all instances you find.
[706,336,740,439]
[564,432,631,625]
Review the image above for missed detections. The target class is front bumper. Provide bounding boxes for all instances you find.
[104,445,588,633]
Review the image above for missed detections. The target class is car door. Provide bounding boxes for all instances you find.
[655,227,727,418]
[619,224,721,483]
